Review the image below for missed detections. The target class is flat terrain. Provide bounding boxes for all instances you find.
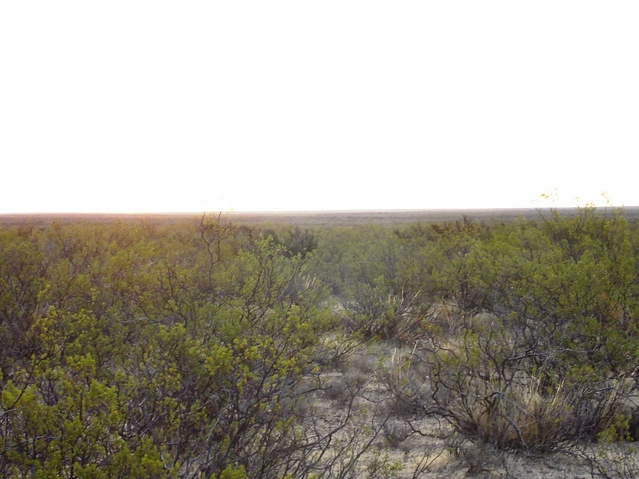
[3,207,639,227]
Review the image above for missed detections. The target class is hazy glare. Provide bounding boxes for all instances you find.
[1,1,638,213]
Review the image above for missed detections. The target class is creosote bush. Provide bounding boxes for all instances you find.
[3,206,639,478]
[385,207,639,459]
[0,217,387,479]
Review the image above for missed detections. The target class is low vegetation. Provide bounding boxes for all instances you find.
[3,207,639,478]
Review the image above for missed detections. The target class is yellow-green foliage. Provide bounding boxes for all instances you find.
[3,207,639,475]
[0,219,332,478]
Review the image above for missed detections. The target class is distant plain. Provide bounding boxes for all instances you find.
[3,207,639,227]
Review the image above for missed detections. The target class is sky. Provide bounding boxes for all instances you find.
[1,1,638,214]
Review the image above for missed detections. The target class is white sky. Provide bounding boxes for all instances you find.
[1,1,638,213]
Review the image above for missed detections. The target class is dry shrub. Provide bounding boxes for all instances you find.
[453,376,573,453]
[445,435,498,477]
[429,301,467,335]
[435,359,637,454]
[324,370,369,405]
[406,325,639,456]
[382,347,432,418]
[382,421,411,449]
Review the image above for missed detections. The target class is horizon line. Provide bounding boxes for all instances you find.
[1,205,636,217]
